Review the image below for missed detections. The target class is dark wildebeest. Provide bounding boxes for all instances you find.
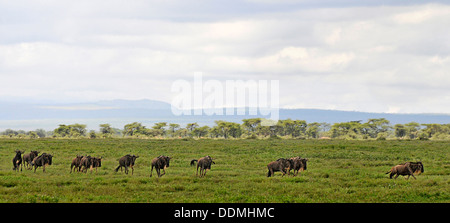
[289,157,308,176]
[150,155,171,177]
[80,155,93,173]
[23,150,39,170]
[31,153,53,173]
[386,161,424,180]
[12,150,25,171]
[190,155,215,177]
[267,158,293,177]
[115,154,139,175]
[92,157,102,173]
[70,155,84,173]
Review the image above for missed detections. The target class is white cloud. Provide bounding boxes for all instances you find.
[0,1,449,113]
[253,47,354,73]
[392,5,450,24]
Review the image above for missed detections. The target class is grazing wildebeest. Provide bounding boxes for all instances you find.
[190,155,215,177]
[12,150,25,171]
[23,150,39,170]
[92,157,102,173]
[115,154,139,175]
[290,157,308,176]
[31,153,53,173]
[267,158,293,177]
[386,162,424,180]
[70,155,84,173]
[150,155,171,177]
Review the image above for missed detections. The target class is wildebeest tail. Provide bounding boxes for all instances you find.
[190,159,198,166]
[115,165,120,172]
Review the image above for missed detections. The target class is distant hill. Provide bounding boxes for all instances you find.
[0,99,449,131]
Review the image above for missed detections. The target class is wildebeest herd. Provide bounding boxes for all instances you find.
[11,150,424,179]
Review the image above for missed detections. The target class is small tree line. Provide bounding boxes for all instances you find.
[1,118,449,140]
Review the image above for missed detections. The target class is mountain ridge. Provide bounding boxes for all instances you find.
[0,99,449,131]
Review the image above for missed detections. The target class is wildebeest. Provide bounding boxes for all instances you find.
[92,157,102,173]
[12,150,25,171]
[386,161,424,180]
[80,155,93,173]
[70,155,84,173]
[190,155,215,177]
[13,150,25,171]
[150,155,171,177]
[267,158,293,177]
[79,155,102,173]
[31,153,53,173]
[115,154,139,175]
[289,157,308,176]
[23,150,40,170]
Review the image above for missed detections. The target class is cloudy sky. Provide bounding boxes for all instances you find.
[0,0,449,114]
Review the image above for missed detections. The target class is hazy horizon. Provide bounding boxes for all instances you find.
[1,98,449,131]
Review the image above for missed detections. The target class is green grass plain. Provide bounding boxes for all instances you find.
[0,138,449,203]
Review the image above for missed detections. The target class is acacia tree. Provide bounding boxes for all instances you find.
[152,122,167,137]
[100,124,115,138]
[405,122,420,139]
[53,124,86,138]
[242,118,261,135]
[193,126,210,138]
[394,124,406,138]
[306,122,320,138]
[123,122,144,137]
[168,123,180,137]
[214,121,241,139]
[366,118,391,138]
[186,123,199,137]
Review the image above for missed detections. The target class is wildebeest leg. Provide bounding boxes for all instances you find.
[407,166,416,180]
[124,165,128,174]
[150,165,154,177]
[131,165,134,175]
[394,173,399,179]
[267,168,274,177]
[161,166,166,176]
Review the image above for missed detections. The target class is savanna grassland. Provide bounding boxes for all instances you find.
[0,138,449,203]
